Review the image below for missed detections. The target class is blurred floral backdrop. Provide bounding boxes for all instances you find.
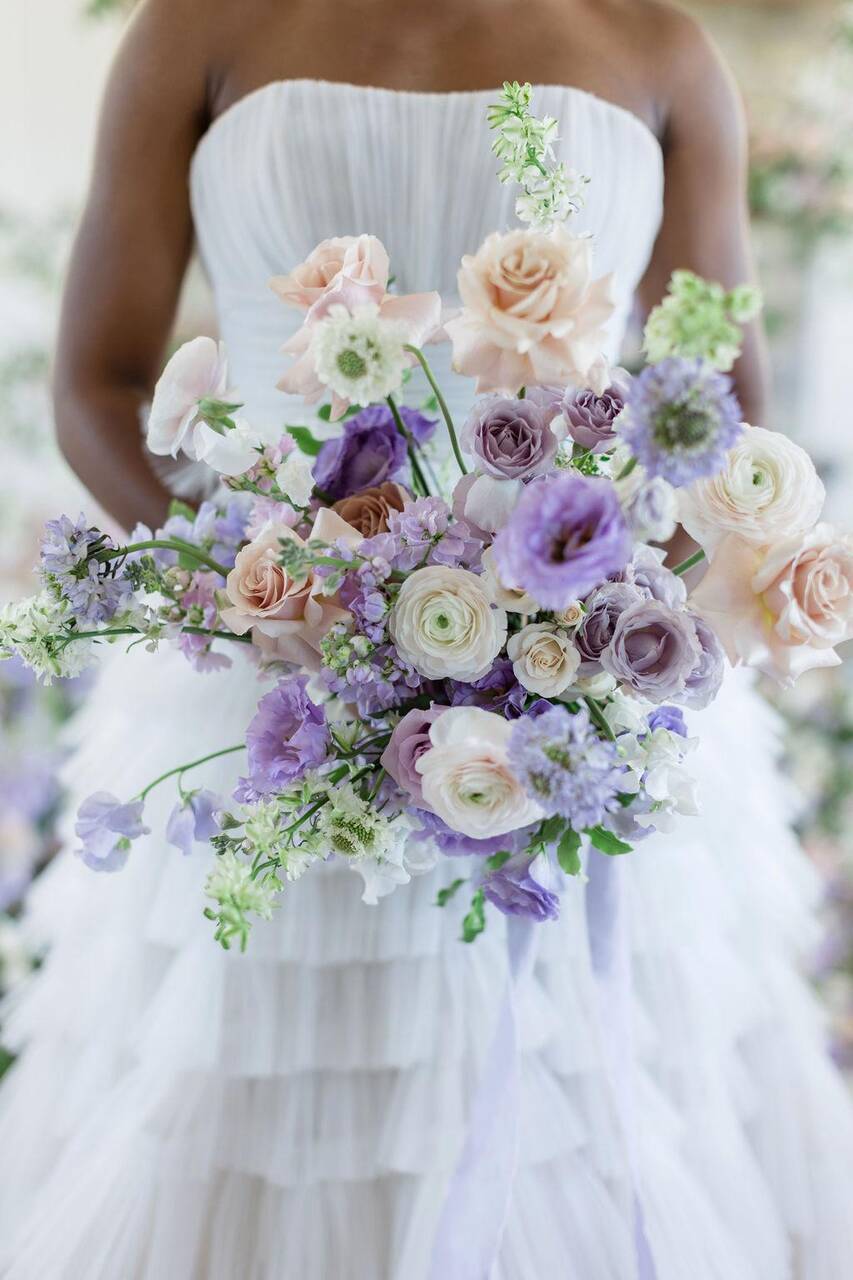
[1,0,851,1074]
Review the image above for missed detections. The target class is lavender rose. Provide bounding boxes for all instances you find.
[239,676,329,799]
[616,544,687,612]
[562,369,630,452]
[575,582,643,674]
[679,612,725,709]
[313,404,408,500]
[461,397,561,481]
[380,706,444,805]
[493,472,632,610]
[481,854,560,922]
[602,600,701,700]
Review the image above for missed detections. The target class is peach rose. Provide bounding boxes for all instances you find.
[690,524,853,684]
[270,235,390,311]
[220,508,361,670]
[445,226,614,395]
[331,482,409,537]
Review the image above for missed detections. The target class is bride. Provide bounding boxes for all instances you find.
[2,1,852,1276]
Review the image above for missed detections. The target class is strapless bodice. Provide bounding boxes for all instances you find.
[189,79,664,430]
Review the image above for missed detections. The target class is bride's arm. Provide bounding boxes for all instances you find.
[637,10,768,427]
[53,0,212,532]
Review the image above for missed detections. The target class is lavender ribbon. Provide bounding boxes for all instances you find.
[428,914,538,1280]
[586,849,658,1280]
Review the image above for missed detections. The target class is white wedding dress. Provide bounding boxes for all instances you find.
[1,81,852,1280]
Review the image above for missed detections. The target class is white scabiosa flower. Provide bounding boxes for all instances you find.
[311,304,408,407]
[316,784,410,904]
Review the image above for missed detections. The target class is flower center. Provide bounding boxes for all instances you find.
[652,403,712,451]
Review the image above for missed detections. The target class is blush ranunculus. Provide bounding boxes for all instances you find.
[445,226,614,395]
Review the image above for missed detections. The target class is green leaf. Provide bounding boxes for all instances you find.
[586,826,633,856]
[556,827,582,876]
[485,850,512,871]
[286,426,325,457]
[168,498,196,522]
[461,888,487,943]
[538,815,565,846]
[435,877,466,908]
[317,404,332,422]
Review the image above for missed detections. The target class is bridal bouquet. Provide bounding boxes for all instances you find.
[3,85,851,950]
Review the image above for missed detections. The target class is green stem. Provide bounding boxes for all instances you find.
[672,549,706,577]
[59,625,252,647]
[584,696,616,743]
[136,743,245,802]
[386,395,430,497]
[404,345,468,476]
[102,538,231,578]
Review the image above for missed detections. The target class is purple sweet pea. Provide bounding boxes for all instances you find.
[75,792,150,873]
[313,405,408,500]
[481,854,560,922]
[602,601,702,701]
[239,677,329,799]
[562,370,630,452]
[647,705,688,736]
[461,397,560,480]
[679,612,726,710]
[166,789,222,856]
[380,706,444,805]
[575,582,643,674]
[494,472,632,610]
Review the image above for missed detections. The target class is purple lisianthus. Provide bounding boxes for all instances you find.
[575,582,643,674]
[75,792,150,873]
[238,677,328,799]
[461,397,560,480]
[412,808,528,858]
[380,707,444,805]
[313,405,408,500]
[616,544,687,612]
[619,356,743,487]
[508,704,622,829]
[481,853,560,922]
[449,659,527,719]
[647,705,688,736]
[602,601,701,701]
[493,472,632,610]
[678,612,725,710]
[562,370,630,452]
[398,405,438,446]
[166,789,221,856]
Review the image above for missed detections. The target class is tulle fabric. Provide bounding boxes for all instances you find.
[2,81,853,1278]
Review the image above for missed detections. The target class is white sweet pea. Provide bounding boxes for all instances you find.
[619,729,700,832]
[564,670,617,700]
[191,416,264,477]
[276,451,316,508]
[147,337,229,459]
[462,473,524,534]
[603,690,653,738]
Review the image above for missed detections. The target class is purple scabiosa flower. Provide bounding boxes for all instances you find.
[239,677,329,799]
[679,612,725,710]
[618,356,743,487]
[481,853,560,922]
[602,601,701,701]
[166,789,222,856]
[508,704,622,828]
[313,404,408,500]
[75,792,150,872]
[562,370,630,452]
[615,544,687,612]
[449,658,528,719]
[575,582,643,674]
[493,472,632,610]
[176,572,231,674]
[647,705,688,737]
[362,496,483,573]
[40,513,131,624]
[461,397,560,480]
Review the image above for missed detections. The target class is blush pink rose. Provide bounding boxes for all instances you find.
[690,524,853,684]
[220,508,361,670]
[445,226,614,395]
[269,235,390,311]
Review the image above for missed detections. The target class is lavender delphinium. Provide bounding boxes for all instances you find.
[562,370,630,452]
[481,853,560,922]
[494,472,631,610]
[40,513,131,624]
[618,356,743,487]
[508,704,622,829]
[237,676,329,800]
[313,405,409,500]
[75,792,150,872]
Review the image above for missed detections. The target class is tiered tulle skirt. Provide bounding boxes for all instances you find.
[1,644,852,1279]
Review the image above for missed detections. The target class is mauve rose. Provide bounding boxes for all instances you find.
[616,544,687,612]
[332,482,409,537]
[313,405,407,500]
[575,582,643,674]
[602,600,701,700]
[461,397,561,481]
[562,368,630,452]
[679,612,725,709]
[380,707,444,805]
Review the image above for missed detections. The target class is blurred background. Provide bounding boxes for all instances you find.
[1,0,852,1075]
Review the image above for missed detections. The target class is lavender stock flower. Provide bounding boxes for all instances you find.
[493,473,631,610]
[75,792,150,872]
[362,496,483,574]
[508,704,622,828]
[481,853,560,922]
[313,404,409,500]
[238,677,329,800]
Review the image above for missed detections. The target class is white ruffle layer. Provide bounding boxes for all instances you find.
[1,644,852,1279]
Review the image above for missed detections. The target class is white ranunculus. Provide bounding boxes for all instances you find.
[389,565,507,681]
[191,416,263,477]
[481,547,538,614]
[679,424,825,557]
[275,451,315,507]
[507,621,580,696]
[147,337,229,459]
[416,707,543,838]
